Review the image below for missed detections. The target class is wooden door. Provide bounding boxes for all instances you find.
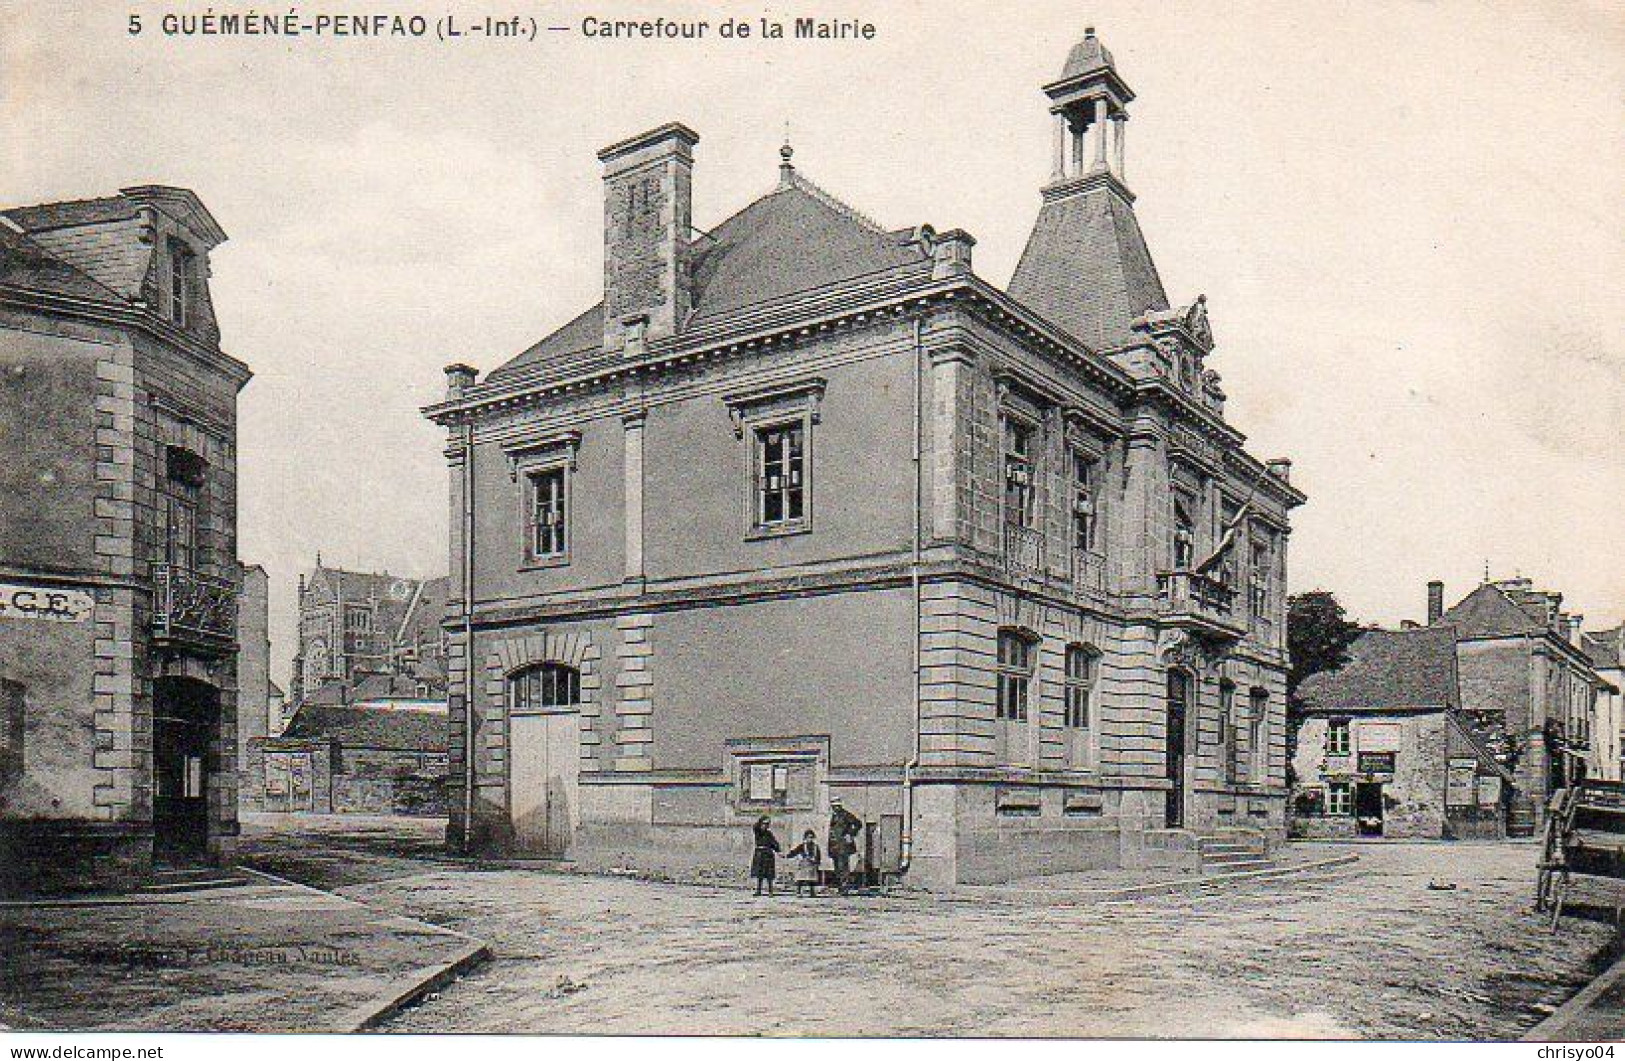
[1165,671,1190,828]
[511,711,580,857]
[153,678,217,865]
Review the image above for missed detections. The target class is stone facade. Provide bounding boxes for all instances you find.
[0,187,251,893]
[237,563,272,811]
[426,33,1303,888]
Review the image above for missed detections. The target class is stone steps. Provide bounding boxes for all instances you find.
[140,867,250,894]
[1197,833,1272,876]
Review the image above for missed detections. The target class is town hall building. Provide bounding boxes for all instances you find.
[424,30,1304,887]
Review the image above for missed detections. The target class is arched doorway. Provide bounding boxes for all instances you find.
[1165,670,1193,828]
[507,662,582,858]
[153,676,220,866]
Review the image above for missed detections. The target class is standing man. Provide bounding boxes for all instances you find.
[827,796,863,894]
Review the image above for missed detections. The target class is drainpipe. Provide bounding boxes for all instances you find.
[460,420,476,852]
[899,314,924,875]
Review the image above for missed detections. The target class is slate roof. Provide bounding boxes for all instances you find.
[0,224,120,301]
[3,196,138,232]
[353,672,443,701]
[488,171,931,382]
[1296,625,1461,714]
[280,702,448,753]
[1007,183,1170,351]
[1439,582,1547,639]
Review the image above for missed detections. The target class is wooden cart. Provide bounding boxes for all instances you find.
[1536,779,1625,929]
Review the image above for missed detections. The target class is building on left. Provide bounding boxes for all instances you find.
[0,186,251,893]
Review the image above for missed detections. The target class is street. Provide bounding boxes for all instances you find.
[237,815,1621,1039]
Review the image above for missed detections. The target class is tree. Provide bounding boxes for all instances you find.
[1285,590,1363,786]
[1287,590,1362,697]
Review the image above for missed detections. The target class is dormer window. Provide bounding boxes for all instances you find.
[168,240,194,326]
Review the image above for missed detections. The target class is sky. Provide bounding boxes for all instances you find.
[4,0,1622,686]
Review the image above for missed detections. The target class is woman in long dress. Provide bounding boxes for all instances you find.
[750,816,781,896]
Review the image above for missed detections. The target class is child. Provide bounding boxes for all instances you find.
[750,816,781,896]
[786,829,822,897]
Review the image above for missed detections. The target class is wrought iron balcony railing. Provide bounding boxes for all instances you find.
[1156,569,1246,640]
[152,563,237,653]
[1003,522,1046,580]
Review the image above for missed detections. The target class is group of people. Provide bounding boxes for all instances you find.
[749,796,865,897]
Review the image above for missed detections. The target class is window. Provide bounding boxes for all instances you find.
[1071,450,1097,553]
[1326,781,1352,816]
[753,421,806,529]
[161,447,205,570]
[1003,418,1036,529]
[1064,645,1095,728]
[996,630,1035,722]
[344,607,372,632]
[1249,538,1272,616]
[1173,495,1196,570]
[1250,688,1270,782]
[508,663,581,713]
[1219,679,1237,783]
[1327,718,1351,756]
[168,241,193,325]
[526,466,569,561]
[1216,499,1240,586]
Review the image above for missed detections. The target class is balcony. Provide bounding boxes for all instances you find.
[1003,523,1046,580]
[1072,549,1106,594]
[1156,569,1248,642]
[152,563,237,655]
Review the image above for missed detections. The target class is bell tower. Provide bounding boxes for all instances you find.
[1008,27,1169,352]
[1045,27,1133,187]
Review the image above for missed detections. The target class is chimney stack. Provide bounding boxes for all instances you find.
[444,363,477,400]
[598,122,699,353]
[1427,580,1444,625]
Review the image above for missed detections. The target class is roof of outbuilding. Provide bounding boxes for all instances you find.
[1297,625,1461,714]
[280,702,448,752]
[487,171,932,382]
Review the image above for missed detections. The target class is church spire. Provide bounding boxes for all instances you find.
[1007,27,1169,352]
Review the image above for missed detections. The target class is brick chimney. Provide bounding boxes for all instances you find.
[1427,580,1444,625]
[598,122,699,353]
